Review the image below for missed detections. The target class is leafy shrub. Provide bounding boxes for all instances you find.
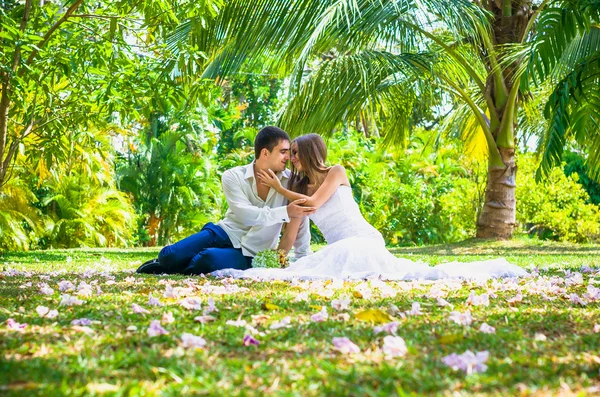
[41,173,136,248]
[326,130,482,246]
[517,154,600,242]
[0,177,42,250]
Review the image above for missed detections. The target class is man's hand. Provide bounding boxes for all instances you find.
[287,199,316,218]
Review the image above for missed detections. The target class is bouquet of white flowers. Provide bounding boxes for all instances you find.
[252,249,289,269]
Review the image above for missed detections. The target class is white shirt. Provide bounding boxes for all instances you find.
[218,162,311,258]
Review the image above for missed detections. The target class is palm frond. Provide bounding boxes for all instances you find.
[521,1,599,88]
[538,50,600,180]
[279,50,431,138]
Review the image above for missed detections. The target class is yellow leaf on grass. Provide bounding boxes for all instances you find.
[262,302,282,311]
[355,309,393,324]
[353,291,363,299]
[437,334,464,345]
[309,305,323,311]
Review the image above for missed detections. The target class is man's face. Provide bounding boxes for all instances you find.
[263,139,290,172]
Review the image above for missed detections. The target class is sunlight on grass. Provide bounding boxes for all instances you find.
[1,240,599,396]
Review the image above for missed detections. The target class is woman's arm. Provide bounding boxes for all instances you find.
[277,217,303,254]
[258,165,349,208]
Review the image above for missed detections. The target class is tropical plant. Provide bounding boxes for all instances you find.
[517,153,600,243]
[0,0,223,194]
[42,172,136,248]
[0,175,41,250]
[117,128,223,246]
[170,0,600,239]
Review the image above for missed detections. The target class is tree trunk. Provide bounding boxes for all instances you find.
[473,0,532,239]
[476,147,517,238]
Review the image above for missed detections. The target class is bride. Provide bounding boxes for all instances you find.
[214,133,527,281]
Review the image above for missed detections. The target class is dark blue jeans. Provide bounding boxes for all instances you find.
[158,223,252,275]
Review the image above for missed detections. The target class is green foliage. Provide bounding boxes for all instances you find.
[0,177,41,250]
[325,130,482,246]
[563,150,600,205]
[41,173,136,248]
[117,128,223,246]
[517,154,600,243]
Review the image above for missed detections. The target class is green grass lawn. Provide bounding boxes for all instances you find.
[1,238,599,396]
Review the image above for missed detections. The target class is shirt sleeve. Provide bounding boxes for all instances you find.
[222,171,290,227]
[293,216,313,258]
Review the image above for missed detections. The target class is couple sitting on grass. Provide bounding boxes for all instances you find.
[137,126,526,280]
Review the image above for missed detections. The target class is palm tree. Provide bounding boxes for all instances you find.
[172,0,600,238]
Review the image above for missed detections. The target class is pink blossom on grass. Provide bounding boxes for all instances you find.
[60,294,83,306]
[293,292,309,302]
[226,319,247,327]
[36,306,58,319]
[593,324,600,333]
[448,310,473,326]
[203,298,217,314]
[506,292,523,304]
[379,285,397,298]
[58,280,75,292]
[181,333,207,349]
[194,315,217,324]
[71,318,92,326]
[38,283,54,295]
[147,294,162,306]
[180,297,203,311]
[132,303,150,314]
[466,292,490,307]
[243,334,260,346]
[161,312,175,324]
[580,265,594,273]
[374,322,399,335]
[584,286,600,301]
[442,350,489,374]
[382,336,408,358]
[331,296,351,311]
[163,284,179,299]
[147,320,169,337]
[270,316,291,330]
[437,298,452,307]
[6,318,27,331]
[407,302,421,316]
[332,337,360,354]
[569,293,587,306]
[311,307,328,322]
[479,323,496,334]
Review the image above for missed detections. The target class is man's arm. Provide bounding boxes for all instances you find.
[222,171,289,227]
[222,171,316,227]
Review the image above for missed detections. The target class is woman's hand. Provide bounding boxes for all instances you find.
[257,169,283,191]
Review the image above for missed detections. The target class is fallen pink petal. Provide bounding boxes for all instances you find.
[332,337,360,354]
[243,334,260,346]
[6,318,27,331]
[442,350,489,374]
[181,333,207,349]
[147,320,169,337]
[132,303,150,314]
[382,335,408,358]
[479,323,496,334]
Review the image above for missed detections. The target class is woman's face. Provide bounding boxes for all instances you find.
[290,142,303,172]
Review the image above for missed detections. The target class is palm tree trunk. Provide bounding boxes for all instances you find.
[477,146,516,238]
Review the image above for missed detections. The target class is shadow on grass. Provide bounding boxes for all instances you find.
[0,248,160,265]
[389,237,600,257]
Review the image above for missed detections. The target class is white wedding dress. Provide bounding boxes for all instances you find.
[213,186,528,281]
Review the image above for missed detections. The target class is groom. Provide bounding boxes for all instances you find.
[136,126,315,275]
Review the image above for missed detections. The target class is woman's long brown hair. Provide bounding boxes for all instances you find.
[289,134,330,195]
